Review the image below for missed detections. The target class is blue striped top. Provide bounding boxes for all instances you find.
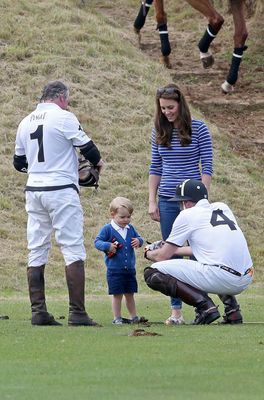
[149,119,213,197]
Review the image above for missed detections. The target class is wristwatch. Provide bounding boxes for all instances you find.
[144,249,150,260]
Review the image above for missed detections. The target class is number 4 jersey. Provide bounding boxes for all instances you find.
[15,103,91,189]
[166,199,252,274]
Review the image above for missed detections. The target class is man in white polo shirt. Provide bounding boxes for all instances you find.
[144,179,253,325]
[14,80,104,327]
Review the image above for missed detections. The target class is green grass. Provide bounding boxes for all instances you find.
[0,289,264,400]
[0,1,263,398]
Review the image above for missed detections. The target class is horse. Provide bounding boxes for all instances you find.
[134,0,249,93]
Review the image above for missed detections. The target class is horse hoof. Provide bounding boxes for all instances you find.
[200,51,214,69]
[201,54,214,69]
[160,55,172,69]
[221,81,234,94]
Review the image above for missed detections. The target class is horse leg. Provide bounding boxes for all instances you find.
[221,0,248,93]
[154,0,171,68]
[186,0,224,68]
[134,0,154,45]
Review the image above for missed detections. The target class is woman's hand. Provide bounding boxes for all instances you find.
[148,201,160,222]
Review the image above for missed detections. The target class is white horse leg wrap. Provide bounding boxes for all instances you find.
[221,81,234,94]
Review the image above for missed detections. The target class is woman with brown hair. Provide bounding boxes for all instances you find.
[148,83,213,325]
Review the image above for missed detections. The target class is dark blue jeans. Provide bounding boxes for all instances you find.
[158,196,182,310]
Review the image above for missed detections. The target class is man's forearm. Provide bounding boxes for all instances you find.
[174,246,193,257]
[145,245,193,262]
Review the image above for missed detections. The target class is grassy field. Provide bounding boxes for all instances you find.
[1,290,264,400]
[0,1,263,399]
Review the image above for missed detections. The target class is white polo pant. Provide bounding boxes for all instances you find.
[150,259,253,295]
[26,188,86,267]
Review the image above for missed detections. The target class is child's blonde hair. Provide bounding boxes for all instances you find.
[110,197,134,215]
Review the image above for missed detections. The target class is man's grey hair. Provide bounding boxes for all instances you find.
[40,80,69,102]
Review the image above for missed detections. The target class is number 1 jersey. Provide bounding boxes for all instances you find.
[15,103,91,188]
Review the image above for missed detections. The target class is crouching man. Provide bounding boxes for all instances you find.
[144,179,253,325]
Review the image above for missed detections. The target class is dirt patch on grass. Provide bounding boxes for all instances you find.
[129,328,162,336]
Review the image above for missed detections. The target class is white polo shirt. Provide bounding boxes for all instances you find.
[166,199,252,274]
[15,103,91,189]
[111,220,130,240]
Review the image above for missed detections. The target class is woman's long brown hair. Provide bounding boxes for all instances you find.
[154,84,192,147]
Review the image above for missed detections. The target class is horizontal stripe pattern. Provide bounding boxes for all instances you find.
[149,119,213,197]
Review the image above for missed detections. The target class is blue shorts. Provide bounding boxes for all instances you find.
[107,270,138,295]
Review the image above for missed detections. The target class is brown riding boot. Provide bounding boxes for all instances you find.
[144,267,220,325]
[27,266,62,326]
[65,260,100,326]
[218,294,243,324]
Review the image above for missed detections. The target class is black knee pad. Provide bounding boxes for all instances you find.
[144,267,154,282]
[144,267,176,297]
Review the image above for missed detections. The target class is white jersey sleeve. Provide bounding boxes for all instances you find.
[15,124,26,156]
[166,211,191,246]
[62,112,92,147]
